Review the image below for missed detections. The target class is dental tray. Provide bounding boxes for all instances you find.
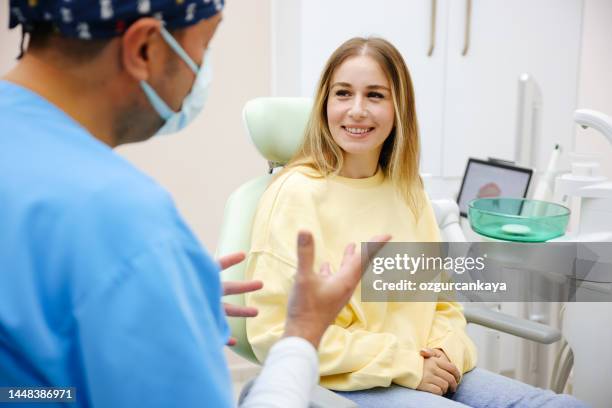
[468,198,570,242]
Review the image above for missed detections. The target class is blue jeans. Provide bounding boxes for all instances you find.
[335,368,589,408]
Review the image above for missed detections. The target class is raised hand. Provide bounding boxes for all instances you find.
[283,230,391,348]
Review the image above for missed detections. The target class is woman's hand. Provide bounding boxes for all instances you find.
[417,348,461,395]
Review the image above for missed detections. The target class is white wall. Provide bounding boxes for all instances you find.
[576,0,612,179]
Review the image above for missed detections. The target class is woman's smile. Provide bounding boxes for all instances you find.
[342,125,375,138]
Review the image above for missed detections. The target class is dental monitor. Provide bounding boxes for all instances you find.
[456,158,533,217]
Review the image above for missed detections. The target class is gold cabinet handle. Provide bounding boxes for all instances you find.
[427,0,438,57]
[462,0,472,56]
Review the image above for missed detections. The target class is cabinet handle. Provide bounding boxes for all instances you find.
[462,0,472,56]
[427,0,437,56]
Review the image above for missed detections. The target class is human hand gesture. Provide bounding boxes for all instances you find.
[283,230,391,348]
[218,252,263,346]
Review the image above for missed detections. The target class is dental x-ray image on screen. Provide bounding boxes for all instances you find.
[456,158,533,217]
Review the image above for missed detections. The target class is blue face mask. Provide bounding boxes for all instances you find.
[140,26,212,136]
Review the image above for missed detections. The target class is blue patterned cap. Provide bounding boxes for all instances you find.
[8,0,224,39]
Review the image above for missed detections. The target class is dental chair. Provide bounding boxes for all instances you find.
[217,97,567,407]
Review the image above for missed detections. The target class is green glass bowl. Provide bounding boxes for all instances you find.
[468,198,570,242]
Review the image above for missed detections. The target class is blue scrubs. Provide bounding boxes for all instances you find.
[0,80,233,407]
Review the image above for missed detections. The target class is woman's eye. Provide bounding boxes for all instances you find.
[368,92,385,99]
[335,90,351,97]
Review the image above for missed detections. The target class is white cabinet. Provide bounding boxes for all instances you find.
[272,0,584,177]
[442,0,583,176]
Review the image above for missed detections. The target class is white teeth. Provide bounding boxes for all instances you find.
[345,127,372,134]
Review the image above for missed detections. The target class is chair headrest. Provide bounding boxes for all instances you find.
[243,97,313,165]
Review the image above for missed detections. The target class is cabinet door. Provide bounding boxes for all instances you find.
[295,0,448,175]
[442,0,583,177]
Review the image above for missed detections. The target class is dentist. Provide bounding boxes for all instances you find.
[0,1,382,407]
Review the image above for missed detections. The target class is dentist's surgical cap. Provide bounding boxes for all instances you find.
[8,0,224,39]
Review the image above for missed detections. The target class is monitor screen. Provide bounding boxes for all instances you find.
[456,158,533,217]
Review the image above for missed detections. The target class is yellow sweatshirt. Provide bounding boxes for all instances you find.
[245,165,477,391]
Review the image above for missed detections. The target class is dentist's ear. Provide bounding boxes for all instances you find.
[120,18,165,82]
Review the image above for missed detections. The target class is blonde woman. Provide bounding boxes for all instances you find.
[245,38,586,408]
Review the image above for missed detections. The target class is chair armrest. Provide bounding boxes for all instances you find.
[238,378,357,408]
[464,305,561,344]
[430,199,467,242]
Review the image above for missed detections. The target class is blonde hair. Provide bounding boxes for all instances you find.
[286,37,424,215]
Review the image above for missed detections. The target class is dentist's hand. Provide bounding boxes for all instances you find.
[218,252,263,346]
[282,230,391,348]
[417,348,461,395]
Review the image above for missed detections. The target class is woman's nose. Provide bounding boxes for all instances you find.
[348,97,368,119]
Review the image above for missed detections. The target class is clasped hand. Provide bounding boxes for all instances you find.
[417,348,461,396]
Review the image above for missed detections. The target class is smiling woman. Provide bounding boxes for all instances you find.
[244,36,475,394]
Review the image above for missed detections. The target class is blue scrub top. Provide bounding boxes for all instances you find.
[0,80,233,407]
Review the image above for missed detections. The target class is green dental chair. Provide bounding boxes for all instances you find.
[217,97,568,407]
[217,96,312,364]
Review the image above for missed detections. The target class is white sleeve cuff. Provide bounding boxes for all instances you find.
[239,337,319,408]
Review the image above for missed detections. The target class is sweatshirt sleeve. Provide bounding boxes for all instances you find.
[426,301,478,378]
